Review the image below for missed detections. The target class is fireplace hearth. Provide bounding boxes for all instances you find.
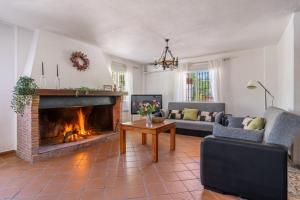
[17,89,125,162]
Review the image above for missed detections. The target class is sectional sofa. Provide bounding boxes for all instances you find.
[164,102,225,137]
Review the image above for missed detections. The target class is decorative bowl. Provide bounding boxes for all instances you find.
[152,117,166,123]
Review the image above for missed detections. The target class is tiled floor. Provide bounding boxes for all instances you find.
[0,132,239,200]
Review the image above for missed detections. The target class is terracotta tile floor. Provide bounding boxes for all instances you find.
[0,132,239,200]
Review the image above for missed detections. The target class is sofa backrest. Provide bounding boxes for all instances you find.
[168,102,225,113]
[263,106,285,142]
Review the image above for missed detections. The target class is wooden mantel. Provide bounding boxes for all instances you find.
[35,89,128,97]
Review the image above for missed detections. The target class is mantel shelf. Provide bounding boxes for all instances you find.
[35,89,128,97]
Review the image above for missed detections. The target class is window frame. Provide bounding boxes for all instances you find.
[185,70,213,102]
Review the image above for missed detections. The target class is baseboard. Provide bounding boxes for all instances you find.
[0,150,16,156]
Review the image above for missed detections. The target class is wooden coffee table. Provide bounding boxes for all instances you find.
[120,119,176,162]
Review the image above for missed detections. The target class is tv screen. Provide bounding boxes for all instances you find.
[131,95,162,114]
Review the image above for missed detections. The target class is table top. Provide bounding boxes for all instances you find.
[121,119,175,130]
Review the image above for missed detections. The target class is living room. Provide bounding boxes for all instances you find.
[0,0,300,200]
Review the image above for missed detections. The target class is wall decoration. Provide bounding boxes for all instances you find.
[70,51,90,71]
[103,85,113,91]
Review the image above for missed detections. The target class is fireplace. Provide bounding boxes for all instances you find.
[17,89,125,162]
[39,105,113,146]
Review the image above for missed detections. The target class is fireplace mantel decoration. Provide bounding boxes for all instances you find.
[70,51,89,71]
[17,89,127,162]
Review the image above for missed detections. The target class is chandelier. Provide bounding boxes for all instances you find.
[153,39,178,70]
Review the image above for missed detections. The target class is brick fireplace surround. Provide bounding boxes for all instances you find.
[17,89,126,162]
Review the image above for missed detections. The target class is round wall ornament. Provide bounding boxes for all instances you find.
[70,51,89,71]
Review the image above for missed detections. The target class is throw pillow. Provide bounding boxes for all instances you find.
[160,109,169,118]
[168,110,184,119]
[215,112,224,123]
[244,117,265,130]
[183,108,199,121]
[198,111,218,122]
[242,117,253,127]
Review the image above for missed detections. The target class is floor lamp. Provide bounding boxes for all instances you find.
[247,80,275,110]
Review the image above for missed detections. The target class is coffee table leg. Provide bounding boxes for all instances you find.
[152,132,158,162]
[170,127,175,151]
[120,128,126,154]
[142,133,147,145]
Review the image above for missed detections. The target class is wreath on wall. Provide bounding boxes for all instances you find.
[70,51,89,71]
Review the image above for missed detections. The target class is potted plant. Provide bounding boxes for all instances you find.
[11,76,38,115]
[137,100,160,125]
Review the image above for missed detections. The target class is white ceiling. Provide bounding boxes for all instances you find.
[0,0,299,63]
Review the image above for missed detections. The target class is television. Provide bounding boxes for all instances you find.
[131,94,162,114]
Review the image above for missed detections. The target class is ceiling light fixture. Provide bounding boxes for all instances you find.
[152,39,178,70]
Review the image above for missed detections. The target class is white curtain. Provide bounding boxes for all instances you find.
[125,66,133,111]
[174,63,188,101]
[208,59,223,102]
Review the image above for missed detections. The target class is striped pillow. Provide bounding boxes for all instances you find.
[198,111,218,122]
[168,110,184,119]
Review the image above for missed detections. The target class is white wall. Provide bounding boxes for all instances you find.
[294,13,300,113]
[31,31,113,88]
[105,54,144,94]
[0,22,34,152]
[0,23,15,152]
[277,15,294,111]
[144,47,278,117]
[0,27,143,153]
[144,70,175,109]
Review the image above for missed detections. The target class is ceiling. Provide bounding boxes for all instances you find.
[0,0,299,63]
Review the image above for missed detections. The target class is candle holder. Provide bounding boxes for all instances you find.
[39,75,47,88]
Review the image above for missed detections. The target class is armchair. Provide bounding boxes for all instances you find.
[201,107,300,200]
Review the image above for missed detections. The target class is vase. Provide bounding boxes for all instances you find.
[146,113,153,125]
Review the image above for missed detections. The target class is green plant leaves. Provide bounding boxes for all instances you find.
[11,76,38,115]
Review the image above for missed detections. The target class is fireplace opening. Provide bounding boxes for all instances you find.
[39,105,113,146]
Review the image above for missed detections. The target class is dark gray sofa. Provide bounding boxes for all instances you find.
[201,107,300,200]
[167,102,225,137]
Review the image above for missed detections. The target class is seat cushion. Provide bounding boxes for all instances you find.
[168,119,214,132]
[213,123,264,142]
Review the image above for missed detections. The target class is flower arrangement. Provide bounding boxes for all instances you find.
[137,100,160,116]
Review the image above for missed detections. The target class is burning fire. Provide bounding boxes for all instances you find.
[62,108,91,142]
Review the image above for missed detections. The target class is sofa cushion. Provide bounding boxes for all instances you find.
[227,116,244,128]
[213,123,264,142]
[168,110,183,119]
[198,111,220,122]
[245,117,265,130]
[168,119,214,132]
[265,112,300,149]
[160,109,169,118]
[215,112,224,124]
[263,107,285,142]
[183,108,199,121]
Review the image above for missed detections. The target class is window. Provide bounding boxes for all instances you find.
[185,71,213,102]
[112,71,126,91]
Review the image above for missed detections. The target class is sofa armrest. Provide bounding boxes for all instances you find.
[201,136,287,200]
[213,123,264,142]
